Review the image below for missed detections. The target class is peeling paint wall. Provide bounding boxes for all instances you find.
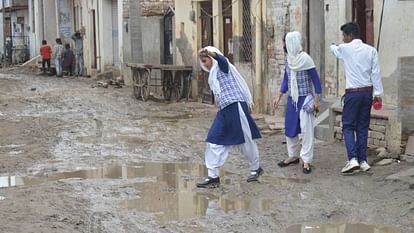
[374,0,414,106]
[265,0,305,113]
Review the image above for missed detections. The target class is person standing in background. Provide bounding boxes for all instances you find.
[39,40,52,74]
[72,31,84,76]
[52,38,64,78]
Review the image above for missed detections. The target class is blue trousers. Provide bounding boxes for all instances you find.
[342,92,373,162]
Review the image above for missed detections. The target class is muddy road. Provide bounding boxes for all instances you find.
[0,72,412,233]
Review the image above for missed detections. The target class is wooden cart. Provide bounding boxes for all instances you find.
[126,64,193,102]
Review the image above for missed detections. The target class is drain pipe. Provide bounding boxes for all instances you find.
[254,0,262,112]
[96,0,101,72]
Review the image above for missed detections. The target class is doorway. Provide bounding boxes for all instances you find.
[352,0,374,45]
[307,0,325,96]
[200,1,213,103]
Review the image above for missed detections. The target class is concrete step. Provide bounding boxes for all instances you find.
[315,124,334,142]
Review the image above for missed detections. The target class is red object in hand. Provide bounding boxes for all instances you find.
[373,99,382,110]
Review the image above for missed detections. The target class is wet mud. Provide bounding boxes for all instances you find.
[0,73,412,233]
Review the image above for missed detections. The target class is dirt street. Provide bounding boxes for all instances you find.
[0,72,412,233]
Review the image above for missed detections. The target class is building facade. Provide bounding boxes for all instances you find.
[27,0,122,75]
[1,0,29,64]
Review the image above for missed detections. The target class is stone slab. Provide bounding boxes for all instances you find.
[386,167,414,181]
[375,158,394,166]
[405,135,414,156]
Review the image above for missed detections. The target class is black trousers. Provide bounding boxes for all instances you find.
[42,59,51,72]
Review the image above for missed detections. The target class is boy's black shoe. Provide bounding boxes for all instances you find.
[247,167,264,182]
[196,177,220,188]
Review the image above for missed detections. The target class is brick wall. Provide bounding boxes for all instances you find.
[334,115,388,148]
[265,0,294,113]
[398,56,414,135]
[140,0,174,17]
[123,0,130,18]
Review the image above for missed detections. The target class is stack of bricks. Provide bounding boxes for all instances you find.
[140,0,175,17]
[123,0,130,18]
[334,114,388,148]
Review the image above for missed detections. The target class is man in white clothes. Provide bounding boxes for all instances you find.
[330,22,384,173]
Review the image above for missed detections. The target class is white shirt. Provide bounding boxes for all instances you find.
[330,39,383,96]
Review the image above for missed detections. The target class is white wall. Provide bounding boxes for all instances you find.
[374,0,414,105]
[98,0,114,68]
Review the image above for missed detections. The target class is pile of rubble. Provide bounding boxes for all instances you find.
[92,77,124,89]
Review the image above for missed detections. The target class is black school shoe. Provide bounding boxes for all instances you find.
[303,164,312,174]
[247,167,264,182]
[196,177,220,188]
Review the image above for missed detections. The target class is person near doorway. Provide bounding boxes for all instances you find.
[62,44,75,76]
[330,22,383,173]
[273,31,321,174]
[72,31,84,76]
[52,38,64,77]
[196,46,263,188]
[39,40,51,74]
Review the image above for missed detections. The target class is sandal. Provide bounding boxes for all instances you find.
[277,158,300,167]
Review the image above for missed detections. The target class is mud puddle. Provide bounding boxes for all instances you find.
[286,223,401,233]
[0,162,211,188]
[0,162,306,223]
[123,182,273,222]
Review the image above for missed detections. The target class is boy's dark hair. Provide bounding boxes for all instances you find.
[56,38,62,44]
[42,40,47,45]
[340,22,360,39]
[65,43,70,49]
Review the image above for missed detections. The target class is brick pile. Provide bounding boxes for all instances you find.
[140,0,175,16]
[334,114,388,148]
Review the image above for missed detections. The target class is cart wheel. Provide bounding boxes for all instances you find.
[132,69,140,99]
[172,71,184,101]
[163,71,173,101]
[141,69,150,101]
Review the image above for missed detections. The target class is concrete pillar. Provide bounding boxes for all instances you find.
[231,0,242,63]
[193,2,202,98]
[252,0,263,112]
[212,0,223,50]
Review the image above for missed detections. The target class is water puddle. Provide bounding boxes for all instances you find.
[0,162,306,222]
[286,223,401,233]
[0,162,212,188]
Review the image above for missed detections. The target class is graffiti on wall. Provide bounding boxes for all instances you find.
[57,0,73,42]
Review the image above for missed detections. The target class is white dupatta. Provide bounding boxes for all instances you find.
[285,31,316,109]
[199,46,253,107]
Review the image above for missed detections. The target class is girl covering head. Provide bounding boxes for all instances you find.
[196,46,263,188]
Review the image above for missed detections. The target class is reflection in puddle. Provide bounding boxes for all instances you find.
[286,223,401,233]
[0,162,211,188]
[0,162,305,222]
[123,182,273,222]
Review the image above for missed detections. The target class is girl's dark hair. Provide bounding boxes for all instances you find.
[65,43,70,49]
[42,40,47,45]
[56,38,62,44]
[340,22,360,39]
